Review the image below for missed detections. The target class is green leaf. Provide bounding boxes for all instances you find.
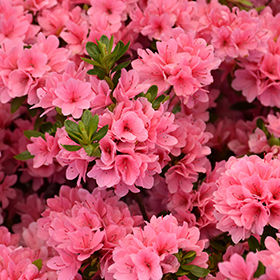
[256,118,270,138]
[153,94,170,109]
[28,108,38,117]
[116,41,130,61]
[82,110,93,128]
[92,125,108,141]
[112,70,121,88]
[40,122,54,134]
[189,265,210,278]
[111,42,120,58]
[32,259,43,271]
[64,120,83,143]
[111,61,131,73]
[87,67,106,79]
[108,35,114,53]
[14,151,34,161]
[172,104,181,114]
[88,115,99,141]
[210,240,226,251]
[254,261,266,278]
[91,147,101,157]
[61,144,82,151]
[146,85,158,102]
[86,42,101,62]
[268,135,280,147]
[234,0,253,6]
[11,96,27,113]
[248,235,260,253]
[81,57,103,68]
[100,35,110,50]
[97,40,106,57]
[182,251,196,265]
[84,145,93,156]
[24,130,45,140]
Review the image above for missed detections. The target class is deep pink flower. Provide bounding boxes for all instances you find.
[0,171,17,209]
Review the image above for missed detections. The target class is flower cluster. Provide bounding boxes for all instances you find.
[1,0,280,279]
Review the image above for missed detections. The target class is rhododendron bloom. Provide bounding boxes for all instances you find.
[53,78,94,118]
[27,133,59,168]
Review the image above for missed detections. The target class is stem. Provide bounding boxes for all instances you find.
[133,192,149,221]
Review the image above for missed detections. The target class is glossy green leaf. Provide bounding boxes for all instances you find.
[81,110,93,127]
[254,261,266,278]
[248,235,260,253]
[88,115,99,140]
[84,145,93,156]
[182,251,196,265]
[108,35,114,53]
[153,94,170,109]
[40,122,53,134]
[100,35,110,50]
[32,259,42,271]
[81,57,103,67]
[111,61,131,73]
[11,96,27,113]
[87,67,106,79]
[14,151,34,161]
[116,41,130,61]
[112,70,121,87]
[189,265,210,278]
[24,130,45,140]
[61,145,82,151]
[234,0,253,6]
[92,125,108,141]
[146,85,158,102]
[86,42,101,62]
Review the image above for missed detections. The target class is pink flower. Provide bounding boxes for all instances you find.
[218,252,259,280]
[67,228,105,261]
[53,78,94,118]
[17,48,51,78]
[27,133,59,168]
[0,171,17,209]
[113,111,148,142]
[132,248,163,280]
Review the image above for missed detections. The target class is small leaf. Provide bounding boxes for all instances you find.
[210,240,226,251]
[92,125,108,141]
[111,61,131,73]
[146,85,158,102]
[172,104,181,114]
[248,235,260,253]
[87,67,106,79]
[32,259,43,271]
[14,151,34,161]
[254,261,266,278]
[28,108,38,117]
[153,94,170,109]
[234,0,253,6]
[88,115,99,141]
[82,110,93,128]
[61,145,82,151]
[116,41,130,61]
[81,57,103,68]
[108,35,114,53]
[86,42,101,62]
[182,251,196,265]
[91,147,101,157]
[24,130,45,140]
[65,120,81,135]
[100,35,110,50]
[268,135,280,147]
[40,122,54,134]
[112,70,121,88]
[11,96,27,113]
[84,145,93,156]
[189,265,210,278]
